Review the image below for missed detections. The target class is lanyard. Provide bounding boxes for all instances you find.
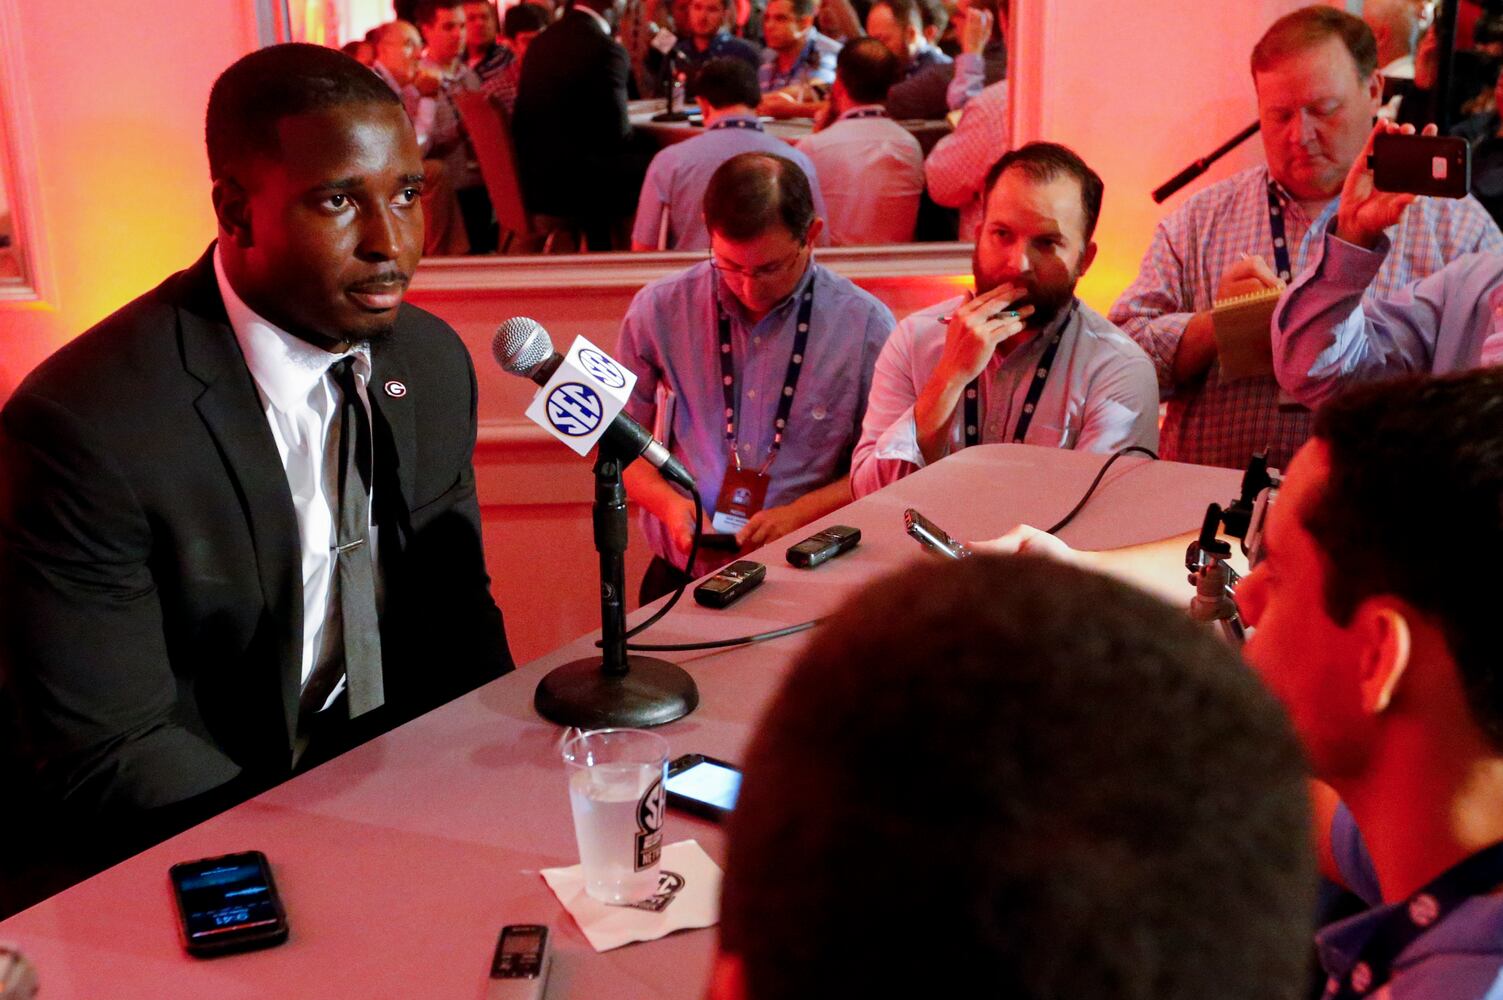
[1265,178,1294,282]
[962,302,1075,448]
[717,282,816,471]
[709,118,764,132]
[1325,839,1503,999]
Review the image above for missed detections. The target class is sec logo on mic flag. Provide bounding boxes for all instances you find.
[578,348,628,389]
[546,383,605,436]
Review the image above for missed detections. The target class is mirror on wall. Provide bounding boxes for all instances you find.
[322,0,1014,262]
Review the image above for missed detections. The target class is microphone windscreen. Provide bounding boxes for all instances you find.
[493,317,554,377]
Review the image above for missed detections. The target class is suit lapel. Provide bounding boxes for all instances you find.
[176,247,303,753]
[369,339,417,523]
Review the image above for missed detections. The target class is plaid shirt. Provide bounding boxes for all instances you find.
[924,80,1010,243]
[1110,164,1503,470]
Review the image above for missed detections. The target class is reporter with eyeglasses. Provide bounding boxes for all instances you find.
[616,152,894,602]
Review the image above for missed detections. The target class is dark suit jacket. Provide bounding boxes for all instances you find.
[511,9,644,225]
[0,246,513,832]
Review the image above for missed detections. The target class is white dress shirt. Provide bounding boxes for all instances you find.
[796,105,924,245]
[213,247,378,707]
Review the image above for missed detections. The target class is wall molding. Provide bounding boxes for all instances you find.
[410,243,976,292]
[0,0,55,308]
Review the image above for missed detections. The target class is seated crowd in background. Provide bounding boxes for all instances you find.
[348,0,1011,253]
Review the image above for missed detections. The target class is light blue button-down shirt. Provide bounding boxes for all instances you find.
[617,259,894,567]
[1272,227,1503,410]
[630,115,828,251]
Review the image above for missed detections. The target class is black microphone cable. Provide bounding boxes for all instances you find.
[610,445,1159,653]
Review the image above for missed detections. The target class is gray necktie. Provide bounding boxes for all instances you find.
[300,357,385,720]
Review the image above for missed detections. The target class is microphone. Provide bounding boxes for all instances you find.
[493,317,697,494]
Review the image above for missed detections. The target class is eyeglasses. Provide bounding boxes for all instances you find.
[709,243,807,282]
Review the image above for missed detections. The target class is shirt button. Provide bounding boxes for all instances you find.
[753,336,762,345]
[747,389,757,399]
[811,404,828,420]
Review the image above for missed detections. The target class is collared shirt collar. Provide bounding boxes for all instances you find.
[573,4,611,35]
[212,245,369,414]
[837,103,886,122]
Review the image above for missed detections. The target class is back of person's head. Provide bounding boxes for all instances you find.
[703,152,816,242]
[1308,369,1503,749]
[693,57,762,109]
[719,555,1315,1000]
[837,37,900,105]
[1251,4,1378,79]
[983,141,1105,242]
[504,2,550,36]
[205,43,401,181]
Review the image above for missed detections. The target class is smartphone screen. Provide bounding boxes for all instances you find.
[171,851,288,953]
[666,758,743,814]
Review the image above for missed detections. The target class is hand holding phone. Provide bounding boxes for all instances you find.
[1338,122,1460,250]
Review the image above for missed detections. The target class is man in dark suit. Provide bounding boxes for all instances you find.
[510,0,653,249]
[0,44,512,911]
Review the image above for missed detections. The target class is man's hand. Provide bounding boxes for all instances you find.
[912,284,1035,463]
[958,6,993,55]
[1335,120,1428,250]
[758,90,821,119]
[1172,255,1285,386]
[971,523,1080,563]
[664,493,713,559]
[933,283,1036,385]
[1214,253,1284,302]
[735,503,807,550]
[811,99,837,132]
[414,69,443,96]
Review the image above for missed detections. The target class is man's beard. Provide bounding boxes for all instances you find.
[972,272,1079,331]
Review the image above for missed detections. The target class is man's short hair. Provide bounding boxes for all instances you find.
[1251,5,1378,80]
[703,152,816,242]
[205,43,401,181]
[503,2,550,36]
[1307,369,1503,749]
[721,556,1315,1000]
[779,0,817,21]
[837,37,900,105]
[413,0,462,27]
[982,141,1104,243]
[692,57,762,110]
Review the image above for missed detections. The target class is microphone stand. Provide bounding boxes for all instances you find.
[652,47,692,123]
[534,437,699,728]
[1153,120,1260,204]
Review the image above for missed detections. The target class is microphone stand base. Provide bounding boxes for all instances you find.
[534,655,699,729]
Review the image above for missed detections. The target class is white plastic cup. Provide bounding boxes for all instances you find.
[561,729,669,904]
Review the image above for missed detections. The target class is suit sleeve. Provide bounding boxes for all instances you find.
[0,391,243,820]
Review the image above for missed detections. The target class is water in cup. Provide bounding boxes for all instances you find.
[562,729,668,904]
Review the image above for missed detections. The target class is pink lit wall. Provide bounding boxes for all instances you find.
[1014,0,1328,312]
[0,0,255,403]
